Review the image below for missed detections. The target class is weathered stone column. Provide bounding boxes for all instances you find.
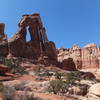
[0,23,5,36]
[0,23,6,43]
[0,23,9,56]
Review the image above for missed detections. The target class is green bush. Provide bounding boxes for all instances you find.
[55,72,63,80]
[48,80,68,94]
[48,71,83,95]
[65,71,82,83]
[48,80,62,94]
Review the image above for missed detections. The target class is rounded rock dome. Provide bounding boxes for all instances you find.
[83,43,97,48]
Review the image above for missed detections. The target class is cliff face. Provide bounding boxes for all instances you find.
[58,44,100,69]
[0,13,100,70]
[0,13,57,65]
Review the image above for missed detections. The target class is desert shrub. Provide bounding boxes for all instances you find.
[65,71,82,84]
[3,58,28,75]
[48,80,62,94]
[1,84,42,100]
[48,71,83,95]
[0,82,4,92]
[13,91,42,100]
[12,66,28,75]
[14,82,26,91]
[3,85,16,100]
[14,81,32,91]
[48,80,68,94]
[55,72,63,80]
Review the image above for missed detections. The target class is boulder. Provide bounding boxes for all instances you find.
[89,83,100,96]
[61,58,77,71]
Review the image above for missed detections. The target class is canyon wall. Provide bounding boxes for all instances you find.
[58,44,100,69]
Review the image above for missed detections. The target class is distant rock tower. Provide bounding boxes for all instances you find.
[0,23,8,56]
[0,23,7,43]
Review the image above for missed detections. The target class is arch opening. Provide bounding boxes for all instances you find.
[26,26,31,42]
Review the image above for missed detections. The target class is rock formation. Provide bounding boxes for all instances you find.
[58,43,100,70]
[0,13,100,70]
[0,23,7,43]
[0,23,8,57]
[0,13,57,64]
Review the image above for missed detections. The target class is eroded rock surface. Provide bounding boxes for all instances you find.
[87,83,100,100]
[0,13,57,65]
[58,43,100,70]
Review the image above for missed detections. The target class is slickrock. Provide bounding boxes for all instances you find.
[87,83,100,100]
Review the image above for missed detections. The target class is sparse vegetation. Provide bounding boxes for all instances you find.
[65,71,82,83]
[48,80,65,94]
[3,85,16,100]
[0,83,42,100]
[14,82,26,91]
[11,91,43,100]
[48,71,84,95]
[55,72,63,80]
[0,82,4,92]
[3,58,28,75]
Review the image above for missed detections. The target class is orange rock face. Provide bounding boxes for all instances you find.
[81,44,100,69]
[58,43,100,70]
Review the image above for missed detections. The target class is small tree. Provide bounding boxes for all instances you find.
[65,71,82,84]
[48,80,63,94]
[55,72,63,80]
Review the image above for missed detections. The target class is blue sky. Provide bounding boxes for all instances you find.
[0,0,100,48]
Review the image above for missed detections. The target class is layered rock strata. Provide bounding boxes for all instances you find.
[58,43,100,70]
